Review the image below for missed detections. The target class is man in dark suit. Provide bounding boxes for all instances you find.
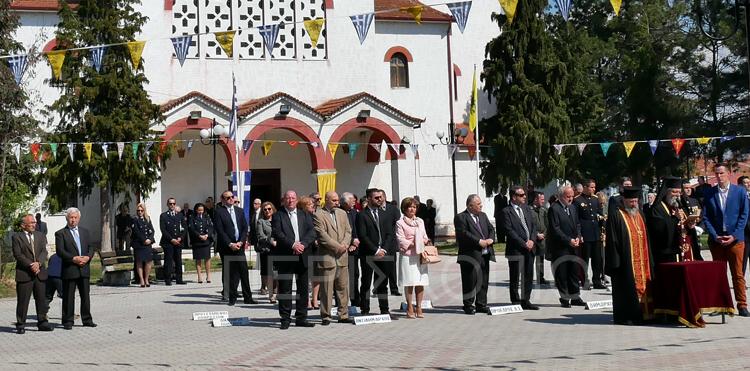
[341,192,361,307]
[494,193,508,243]
[13,214,53,334]
[380,190,402,296]
[159,197,186,285]
[55,207,96,330]
[573,179,605,289]
[357,188,398,319]
[272,190,317,329]
[214,190,256,306]
[502,187,539,310]
[34,213,48,235]
[455,194,496,314]
[548,186,586,308]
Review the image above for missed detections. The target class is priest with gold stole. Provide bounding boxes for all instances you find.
[605,187,654,325]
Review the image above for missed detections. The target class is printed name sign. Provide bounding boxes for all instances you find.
[488,305,523,316]
[585,300,613,310]
[193,311,229,320]
[330,306,360,317]
[354,314,392,326]
[400,300,434,311]
[212,317,251,327]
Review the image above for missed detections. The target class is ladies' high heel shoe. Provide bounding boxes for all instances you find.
[416,307,424,318]
[406,305,416,319]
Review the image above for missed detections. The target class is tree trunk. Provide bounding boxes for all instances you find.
[100,186,113,254]
[0,148,7,277]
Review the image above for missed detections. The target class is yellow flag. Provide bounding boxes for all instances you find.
[215,30,236,58]
[400,6,423,24]
[623,141,636,157]
[696,137,711,145]
[84,142,93,161]
[45,50,66,80]
[127,41,146,70]
[262,141,273,156]
[610,0,622,16]
[303,18,326,47]
[499,0,519,24]
[469,68,478,133]
[328,143,339,159]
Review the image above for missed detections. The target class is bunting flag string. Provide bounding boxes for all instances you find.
[258,24,281,57]
[350,13,374,45]
[303,18,326,48]
[611,0,622,16]
[214,30,236,58]
[623,141,636,157]
[401,6,424,24]
[447,1,472,33]
[551,134,750,158]
[90,46,106,73]
[553,144,563,155]
[171,35,192,66]
[557,0,572,21]
[84,142,93,161]
[46,50,66,80]
[126,41,146,70]
[8,55,28,85]
[600,142,612,156]
[499,0,519,24]
[348,143,359,159]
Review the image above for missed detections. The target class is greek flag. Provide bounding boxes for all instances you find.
[556,0,572,21]
[171,35,192,67]
[8,55,28,85]
[447,1,472,33]
[258,24,280,57]
[242,139,252,154]
[350,13,374,45]
[228,73,237,142]
[242,171,252,222]
[90,46,106,73]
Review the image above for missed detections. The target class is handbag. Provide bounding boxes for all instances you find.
[420,245,441,264]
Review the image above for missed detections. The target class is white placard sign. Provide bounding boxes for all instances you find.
[585,300,613,310]
[488,305,523,315]
[212,317,251,327]
[400,300,434,311]
[193,311,229,320]
[354,314,392,326]
[329,306,360,317]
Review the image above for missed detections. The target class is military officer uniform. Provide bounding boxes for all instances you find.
[160,210,187,285]
[573,192,605,289]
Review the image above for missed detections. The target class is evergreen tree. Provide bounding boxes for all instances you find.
[44,0,166,252]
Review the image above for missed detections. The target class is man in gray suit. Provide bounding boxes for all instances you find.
[55,207,96,329]
[12,214,53,334]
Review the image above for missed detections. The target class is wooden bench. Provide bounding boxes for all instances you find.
[100,248,165,286]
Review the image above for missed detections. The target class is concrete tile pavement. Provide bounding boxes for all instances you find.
[0,253,749,370]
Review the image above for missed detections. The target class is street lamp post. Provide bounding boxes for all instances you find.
[437,129,458,216]
[199,118,228,203]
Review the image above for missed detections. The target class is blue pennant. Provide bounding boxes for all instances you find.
[258,24,281,57]
[447,2,472,33]
[90,46,106,73]
[242,139,253,154]
[8,55,28,85]
[648,140,659,155]
[170,35,192,67]
[600,142,612,156]
[350,13,374,45]
[557,0,572,21]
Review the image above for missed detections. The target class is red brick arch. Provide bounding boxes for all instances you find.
[241,117,329,171]
[383,46,414,62]
[328,117,405,161]
[162,117,239,170]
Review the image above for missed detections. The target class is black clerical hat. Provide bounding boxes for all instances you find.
[661,176,682,189]
[622,186,640,199]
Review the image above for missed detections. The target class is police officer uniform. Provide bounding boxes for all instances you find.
[160,210,186,285]
[131,216,155,263]
[573,192,605,289]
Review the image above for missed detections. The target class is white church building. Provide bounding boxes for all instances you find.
[11,0,501,245]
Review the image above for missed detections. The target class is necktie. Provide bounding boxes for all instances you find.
[28,232,35,260]
[228,206,239,241]
[72,227,82,255]
[473,214,486,239]
[516,205,530,240]
[372,209,382,247]
[330,209,337,229]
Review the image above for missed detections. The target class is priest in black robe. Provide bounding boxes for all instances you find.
[646,177,697,263]
[605,187,654,325]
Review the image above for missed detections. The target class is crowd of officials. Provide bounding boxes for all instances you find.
[11,164,750,332]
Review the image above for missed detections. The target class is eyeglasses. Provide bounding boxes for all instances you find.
[168,202,176,205]
[515,193,526,197]
[263,208,273,211]
[137,209,144,212]
[223,195,233,200]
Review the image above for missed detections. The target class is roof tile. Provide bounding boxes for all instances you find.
[375,0,452,23]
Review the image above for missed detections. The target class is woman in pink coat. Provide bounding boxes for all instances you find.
[395,197,431,318]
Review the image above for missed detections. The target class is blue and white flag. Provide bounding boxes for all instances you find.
[8,55,28,85]
[231,172,239,197]
[187,140,194,153]
[556,0,572,21]
[144,141,154,154]
[228,73,238,142]
[242,139,252,154]
[350,13,374,45]
[720,135,736,143]
[648,140,659,155]
[90,46,107,73]
[258,24,281,57]
[242,171,252,222]
[171,35,192,67]
[447,2,472,33]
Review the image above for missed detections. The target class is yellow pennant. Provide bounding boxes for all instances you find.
[610,0,622,16]
[127,41,146,70]
[623,141,636,157]
[84,142,93,161]
[45,50,66,80]
[498,0,519,24]
[215,30,236,58]
[328,143,339,159]
[303,18,326,47]
[696,137,711,145]
[262,141,273,156]
[400,6,424,24]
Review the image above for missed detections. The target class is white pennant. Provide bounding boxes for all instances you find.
[117,142,125,159]
[12,143,21,162]
[101,143,109,158]
[389,143,400,153]
[68,143,75,161]
[447,144,458,158]
[553,144,564,155]
[370,143,381,153]
[577,143,586,155]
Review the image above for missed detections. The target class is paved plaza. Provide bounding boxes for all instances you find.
[1,254,748,370]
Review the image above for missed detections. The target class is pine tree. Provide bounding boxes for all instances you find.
[44,0,166,253]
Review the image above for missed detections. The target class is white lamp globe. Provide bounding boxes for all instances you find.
[199,128,210,139]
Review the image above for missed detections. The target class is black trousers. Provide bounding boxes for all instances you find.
[62,277,92,326]
[227,254,252,302]
[388,251,398,293]
[359,256,391,313]
[45,277,62,303]
[459,254,491,310]
[218,250,227,298]
[508,252,534,303]
[348,254,360,307]
[578,241,602,284]
[163,244,183,284]
[553,253,581,300]
[16,277,48,327]
[277,262,310,322]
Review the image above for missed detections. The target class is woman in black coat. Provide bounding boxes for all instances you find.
[189,203,214,283]
[131,203,156,287]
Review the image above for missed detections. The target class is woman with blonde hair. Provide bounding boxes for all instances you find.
[395,197,431,318]
[131,203,156,287]
[256,201,279,302]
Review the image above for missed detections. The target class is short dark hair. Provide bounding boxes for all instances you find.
[739,176,749,185]
[400,197,418,214]
[583,179,596,187]
[366,188,380,198]
[193,203,205,212]
[510,185,524,197]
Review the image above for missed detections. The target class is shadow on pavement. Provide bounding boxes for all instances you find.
[526,313,612,325]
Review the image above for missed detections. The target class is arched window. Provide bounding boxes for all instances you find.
[390,53,409,88]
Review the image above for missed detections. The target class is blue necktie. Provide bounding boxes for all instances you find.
[71,227,82,255]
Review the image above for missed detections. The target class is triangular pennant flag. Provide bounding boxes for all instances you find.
[214,30,236,58]
[242,139,252,154]
[262,141,273,156]
[170,35,192,66]
[447,144,459,158]
[187,140,194,153]
[696,137,711,145]
[303,18,325,48]
[721,135,736,143]
[400,6,424,24]
[67,143,75,161]
[45,50,66,80]
[350,13,374,45]
[126,41,146,70]
[553,144,563,155]
[12,144,20,162]
[349,143,359,159]
[328,143,339,159]
[671,138,685,156]
[117,142,125,159]
[389,143,400,153]
[577,143,586,155]
[258,24,281,57]
[610,0,622,16]
[379,140,388,163]
[288,140,299,148]
[468,146,477,160]
[623,141,636,157]
[30,143,41,162]
[499,0,519,24]
[90,46,107,73]
[600,142,612,156]
[50,143,58,160]
[410,144,419,158]
[8,55,28,85]
[447,1,473,33]
[84,142,93,161]
[648,140,658,155]
[144,142,154,158]
[370,143,381,153]
[132,142,140,160]
[101,143,108,159]
[557,0,572,21]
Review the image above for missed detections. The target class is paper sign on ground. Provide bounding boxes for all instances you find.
[212,317,251,327]
[488,305,523,315]
[193,311,229,320]
[585,300,613,310]
[354,314,392,326]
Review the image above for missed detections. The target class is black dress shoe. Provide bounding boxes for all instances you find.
[83,322,97,328]
[539,279,550,285]
[593,282,607,289]
[475,307,490,314]
[360,310,370,315]
[739,308,750,317]
[521,301,540,310]
[63,324,73,330]
[228,300,236,306]
[570,298,587,307]
[176,281,187,285]
[559,298,571,308]
[16,327,25,334]
[165,282,172,286]
[244,299,259,305]
[390,291,402,296]
[321,319,331,326]
[280,322,290,330]
[295,320,315,328]
[338,318,354,324]
[464,307,476,315]
[38,324,54,332]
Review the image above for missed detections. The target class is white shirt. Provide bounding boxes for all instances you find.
[287,208,300,242]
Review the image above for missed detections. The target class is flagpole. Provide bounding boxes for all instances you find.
[473,64,480,196]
